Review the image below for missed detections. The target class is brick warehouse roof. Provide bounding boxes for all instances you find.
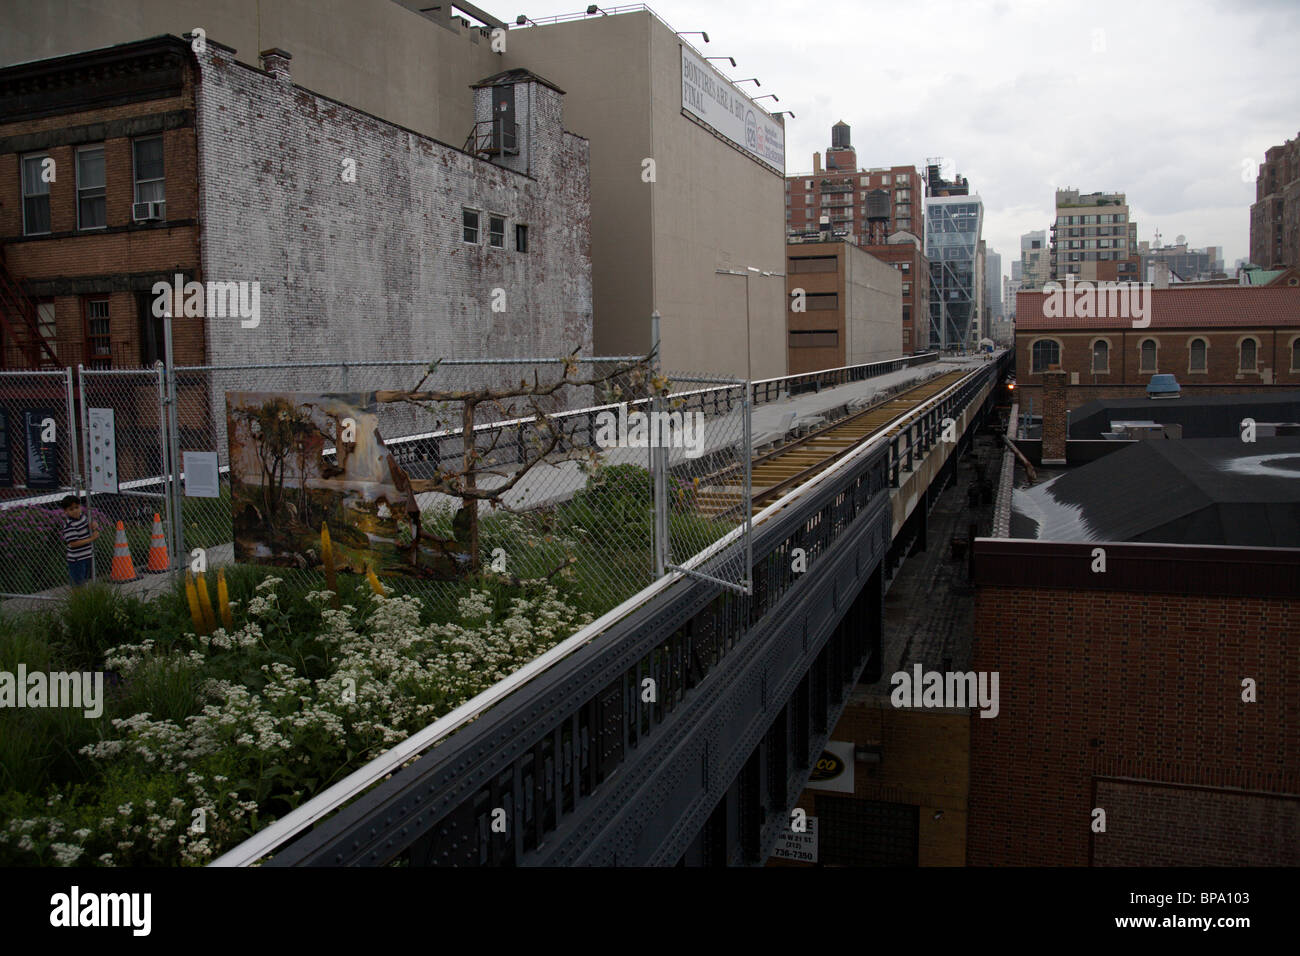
[1015,286,1300,330]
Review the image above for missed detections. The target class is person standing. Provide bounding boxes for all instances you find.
[60,495,100,586]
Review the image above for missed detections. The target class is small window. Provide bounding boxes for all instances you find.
[1031,339,1060,372]
[133,136,165,207]
[138,291,165,367]
[1140,339,1157,372]
[1092,340,1109,373]
[84,297,111,369]
[77,145,106,230]
[489,215,505,248]
[36,300,58,365]
[1290,338,1300,372]
[515,223,529,253]
[462,208,479,243]
[789,330,838,348]
[21,153,51,235]
[1189,338,1207,372]
[1239,337,1257,371]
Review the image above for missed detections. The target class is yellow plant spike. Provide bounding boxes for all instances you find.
[196,572,217,634]
[216,568,234,631]
[366,564,387,597]
[184,571,206,636]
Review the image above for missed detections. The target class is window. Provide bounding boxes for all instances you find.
[488,215,505,248]
[36,301,57,365]
[1240,337,1257,371]
[462,208,479,243]
[897,173,909,185]
[1031,339,1060,372]
[1189,337,1207,372]
[789,256,836,274]
[805,292,839,310]
[806,180,813,189]
[1092,339,1109,373]
[84,297,111,369]
[138,292,165,367]
[1292,338,1300,372]
[133,136,165,207]
[21,154,51,235]
[515,223,528,252]
[900,262,910,272]
[789,330,838,348]
[902,282,911,294]
[77,145,106,229]
[881,174,891,185]
[895,188,911,201]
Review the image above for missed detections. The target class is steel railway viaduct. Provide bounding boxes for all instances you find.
[218,349,1014,867]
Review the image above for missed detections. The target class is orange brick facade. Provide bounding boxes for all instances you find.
[0,38,206,370]
[970,577,1299,866]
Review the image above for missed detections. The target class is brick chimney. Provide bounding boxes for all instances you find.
[1153,260,1170,289]
[1041,368,1068,464]
[259,48,292,82]
[813,151,822,174]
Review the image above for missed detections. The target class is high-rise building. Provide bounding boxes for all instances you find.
[1138,238,1225,282]
[1050,188,1140,282]
[925,173,983,350]
[1020,230,1050,290]
[985,248,1003,330]
[1249,132,1300,269]
[1011,260,1023,282]
[785,123,925,248]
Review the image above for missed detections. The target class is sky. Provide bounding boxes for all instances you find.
[513,0,1300,282]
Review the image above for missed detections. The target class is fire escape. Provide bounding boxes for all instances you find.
[0,245,61,369]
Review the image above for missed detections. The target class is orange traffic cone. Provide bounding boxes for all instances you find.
[146,513,169,573]
[109,520,139,582]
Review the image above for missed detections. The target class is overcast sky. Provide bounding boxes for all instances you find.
[517,0,1300,280]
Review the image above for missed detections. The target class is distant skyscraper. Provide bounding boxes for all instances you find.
[1050,188,1139,282]
[1020,230,1049,290]
[925,184,983,350]
[1249,131,1300,269]
[985,248,1003,328]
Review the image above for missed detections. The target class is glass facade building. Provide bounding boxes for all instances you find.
[925,196,984,349]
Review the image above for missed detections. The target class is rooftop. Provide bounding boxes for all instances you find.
[1016,286,1300,329]
[1010,437,1300,547]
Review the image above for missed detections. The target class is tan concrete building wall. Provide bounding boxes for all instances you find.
[843,244,903,365]
[0,0,501,146]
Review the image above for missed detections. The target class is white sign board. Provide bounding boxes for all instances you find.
[183,451,220,498]
[771,816,817,863]
[87,407,118,494]
[681,46,785,173]
[807,740,855,794]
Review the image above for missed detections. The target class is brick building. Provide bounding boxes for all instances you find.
[971,405,1300,865]
[1250,131,1300,270]
[785,238,903,374]
[0,35,592,375]
[1014,286,1300,398]
[785,123,924,249]
[854,232,928,353]
[0,36,206,369]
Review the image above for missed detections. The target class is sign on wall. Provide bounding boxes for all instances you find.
[87,407,119,494]
[680,46,785,173]
[807,740,855,794]
[23,408,58,490]
[771,816,818,863]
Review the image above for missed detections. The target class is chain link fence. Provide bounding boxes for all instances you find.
[0,369,81,598]
[0,358,755,615]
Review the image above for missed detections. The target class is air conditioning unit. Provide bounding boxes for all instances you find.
[132,201,165,222]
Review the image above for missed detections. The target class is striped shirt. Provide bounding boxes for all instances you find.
[62,514,94,562]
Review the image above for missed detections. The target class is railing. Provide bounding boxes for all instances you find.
[464,119,519,156]
[750,350,938,405]
[213,352,1009,867]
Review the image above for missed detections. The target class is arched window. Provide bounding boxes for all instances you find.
[1240,337,1257,371]
[1189,338,1207,372]
[1140,339,1157,372]
[1032,339,1060,372]
[1292,338,1300,372]
[1092,340,1109,373]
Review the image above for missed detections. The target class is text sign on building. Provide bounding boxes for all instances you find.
[87,407,119,494]
[807,740,855,794]
[680,46,785,173]
[771,816,817,863]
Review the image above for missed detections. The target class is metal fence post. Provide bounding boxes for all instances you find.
[163,314,186,566]
[76,364,95,581]
[742,384,752,596]
[650,310,668,578]
[155,361,178,574]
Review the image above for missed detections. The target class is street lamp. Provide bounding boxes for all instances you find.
[706,56,737,67]
[715,266,785,385]
[754,94,779,103]
[735,77,760,87]
[675,30,709,42]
